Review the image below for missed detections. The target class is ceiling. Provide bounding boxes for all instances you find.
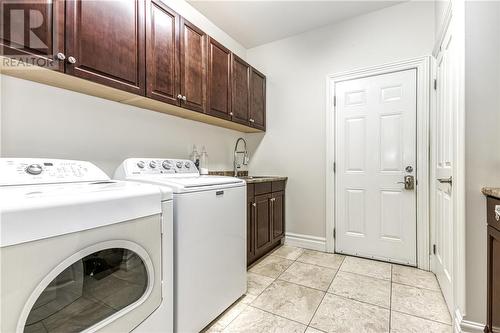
[187,1,404,48]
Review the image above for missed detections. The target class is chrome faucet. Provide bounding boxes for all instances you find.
[233,137,249,177]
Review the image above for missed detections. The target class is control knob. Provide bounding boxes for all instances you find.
[137,161,145,169]
[184,161,191,168]
[162,160,172,170]
[26,164,43,175]
[149,161,157,168]
[176,161,183,168]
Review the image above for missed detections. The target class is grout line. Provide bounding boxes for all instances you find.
[247,304,311,327]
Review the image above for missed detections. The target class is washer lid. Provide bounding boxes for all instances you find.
[124,175,245,193]
[0,180,163,247]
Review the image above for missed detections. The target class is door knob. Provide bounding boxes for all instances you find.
[56,52,66,60]
[397,175,415,190]
[67,56,77,64]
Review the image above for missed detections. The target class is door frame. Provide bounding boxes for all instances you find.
[325,56,431,270]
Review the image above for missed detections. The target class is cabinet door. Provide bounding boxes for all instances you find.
[179,18,206,113]
[247,200,256,264]
[65,0,145,94]
[231,54,250,125]
[254,194,272,254]
[146,0,179,105]
[488,226,500,333]
[0,0,65,71]
[207,37,231,120]
[271,191,285,240]
[250,67,266,130]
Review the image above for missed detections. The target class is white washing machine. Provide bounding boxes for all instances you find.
[115,158,247,333]
[0,158,173,333]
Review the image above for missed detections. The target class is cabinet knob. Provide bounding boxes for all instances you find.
[56,52,66,61]
[67,56,77,64]
[252,203,256,207]
[249,118,255,123]
[177,94,183,99]
[182,96,187,101]
[229,112,233,116]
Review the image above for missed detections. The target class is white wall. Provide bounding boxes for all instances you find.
[245,1,435,240]
[0,0,247,176]
[464,1,500,324]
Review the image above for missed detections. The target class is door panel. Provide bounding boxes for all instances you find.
[272,191,284,240]
[249,67,266,130]
[255,194,271,253]
[146,0,179,105]
[179,18,206,113]
[0,0,65,71]
[207,37,231,120]
[432,23,456,310]
[231,54,250,125]
[65,0,145,94]
[335,69,417,265]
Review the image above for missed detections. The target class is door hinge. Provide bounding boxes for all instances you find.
[333,95,337,107]
[333,162,336,173]
[433,79,437,90]
[433,244,436,255]
[333,228,336,239]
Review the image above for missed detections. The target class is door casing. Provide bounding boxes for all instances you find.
[326,56,431,270]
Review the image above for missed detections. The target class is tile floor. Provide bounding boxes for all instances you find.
[203,245,452,333]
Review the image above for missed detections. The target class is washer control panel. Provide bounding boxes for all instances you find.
[121,158,199,176]
[0,158,110,186]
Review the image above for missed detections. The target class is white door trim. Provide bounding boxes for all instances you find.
[325,56,431,270]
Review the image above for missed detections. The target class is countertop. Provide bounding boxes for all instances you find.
[239,176,288,184]
[482,187,500,199]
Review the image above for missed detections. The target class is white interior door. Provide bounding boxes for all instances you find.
[335,69,417,265]
[431,23,456,310]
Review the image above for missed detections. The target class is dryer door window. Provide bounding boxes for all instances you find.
[24,248,148,333]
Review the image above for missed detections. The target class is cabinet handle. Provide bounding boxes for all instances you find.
[56,52,66,61]
[252,203,256,207]
[67,56,77,64]
[249,118,255,123]
[270,198,276,202]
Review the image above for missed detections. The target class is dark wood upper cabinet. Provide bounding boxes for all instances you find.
[207,37,231,120]
[146,0,179,105]
[179,18,206,113]
[65,0,145,95]
[0,0,65,71]
[231,54,251,125]
[250,67,266,130]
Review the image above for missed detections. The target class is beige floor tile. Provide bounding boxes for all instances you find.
[203,322,225,333]
[296,250,345,269]
[210,302,248,329]
[310,293,389,333]
[272,245,305,260]
[390,311,453,333]
[252,280,325,324]
[239,293,258,304]
[391,283,451,324]
[305,327,325,333]
[328,271,391,308]
[279,261,337,291]
[249,256,294,279]
[392,265,440,291]
[247,272,275,296]
[339,256,391,280]
[223,306,306,333]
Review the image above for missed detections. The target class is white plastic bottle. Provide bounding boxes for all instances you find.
[199,146,209,175]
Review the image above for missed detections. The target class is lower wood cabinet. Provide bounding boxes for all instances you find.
[247,180,286,266]
[486,196,500,333]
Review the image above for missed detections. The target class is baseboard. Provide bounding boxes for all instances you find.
[454,309,486,333]
[285,232,326,252]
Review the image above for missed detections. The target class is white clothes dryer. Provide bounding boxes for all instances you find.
[0,158,173,333]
